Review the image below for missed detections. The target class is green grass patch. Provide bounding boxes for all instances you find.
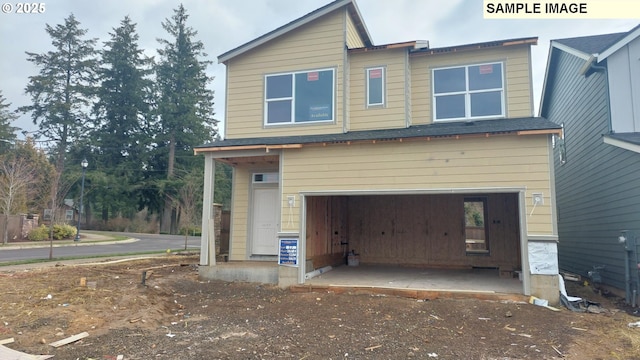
[0,248,199,267]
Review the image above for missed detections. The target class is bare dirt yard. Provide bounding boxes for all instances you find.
[0,255,639,360]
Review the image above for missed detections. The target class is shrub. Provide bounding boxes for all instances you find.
[53,224,76,240]
[180,225,201,237]
[27,224,78,241]
[27,225,49,241]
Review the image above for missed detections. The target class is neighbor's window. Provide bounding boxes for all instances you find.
[433,62,504,121]
[366,67,385,107]
[65,210,74,221]
[264,68,334,125]
[464,197,489,254]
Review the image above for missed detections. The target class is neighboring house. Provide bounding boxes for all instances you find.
[196,0,562,300]
[43,199,76,224]
[540,24,640,304]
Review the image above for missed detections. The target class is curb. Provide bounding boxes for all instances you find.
[0,237,139,251]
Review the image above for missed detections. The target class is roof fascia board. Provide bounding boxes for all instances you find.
[603,135,640,154]
[538,45,555,116]
[348,0,373,46]
[411,37,537,56]
[195,130,559,153]
[551,40,592,60]
[348,41,416,53]
[194,144,302,154]
[218,0,353,64]
[597,26,640,62]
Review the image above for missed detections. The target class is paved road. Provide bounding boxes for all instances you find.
[0,232,201,263]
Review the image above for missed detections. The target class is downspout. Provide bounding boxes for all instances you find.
[582,58,612,132]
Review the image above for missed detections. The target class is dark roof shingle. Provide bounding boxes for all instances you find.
[553,24,640,55]
[607,132,640,146]
[196,117,560,149]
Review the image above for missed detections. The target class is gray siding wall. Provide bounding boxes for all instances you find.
[543,49,640,290]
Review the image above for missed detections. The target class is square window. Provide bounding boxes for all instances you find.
[266,74,292,99]
[470,91,502,117]
[433,62,504,121]
[468,64,502,90]
[267,100,292,124]
[434,67,466,94]
[436,94,466,119]
[265,69,334,125]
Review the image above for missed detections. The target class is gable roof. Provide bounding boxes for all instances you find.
[550,23,640,62]
[539,23,640,116]
[195,117,561,153]
[554,32,627,56]
[218,0,372,64]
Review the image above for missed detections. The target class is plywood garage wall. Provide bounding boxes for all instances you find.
[305,196,348,269]
[346,193,520,269]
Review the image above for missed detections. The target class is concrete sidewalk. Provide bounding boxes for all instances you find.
[0,232,138,250]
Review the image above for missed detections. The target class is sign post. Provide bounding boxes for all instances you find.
[278,238,299,267]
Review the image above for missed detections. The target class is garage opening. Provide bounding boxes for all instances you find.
[303,193,523,294]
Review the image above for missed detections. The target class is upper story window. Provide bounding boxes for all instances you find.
[433,62,504,121]
[264,68,334,125]
[366,67,385,107]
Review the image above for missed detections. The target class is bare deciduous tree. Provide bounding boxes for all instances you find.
[0,156,38,244]
[176,172,202,250]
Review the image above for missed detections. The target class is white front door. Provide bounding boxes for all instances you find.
[251,187,278,255]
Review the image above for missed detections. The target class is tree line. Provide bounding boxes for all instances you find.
[0,5,231,239]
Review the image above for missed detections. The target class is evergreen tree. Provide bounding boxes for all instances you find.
[154,4,216,233]
[92,16,154,223]
[19,14,97,174]
[0,91,18,154]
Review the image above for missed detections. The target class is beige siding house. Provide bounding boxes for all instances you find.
[196,0,562,301]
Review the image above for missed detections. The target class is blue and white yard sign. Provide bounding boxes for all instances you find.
[279,238,299,267]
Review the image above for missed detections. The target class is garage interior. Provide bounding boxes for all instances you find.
[303,193,524,294]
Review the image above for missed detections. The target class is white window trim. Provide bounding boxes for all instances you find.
[264,68,335,126]
[432,62,505,122]
[366,66,385,108]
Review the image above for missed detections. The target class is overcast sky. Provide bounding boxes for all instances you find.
[0,0,637,139]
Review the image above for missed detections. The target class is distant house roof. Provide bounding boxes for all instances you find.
[195,117,561,153]
[540,23,640,116]
[554,32,627,56]
[603,133,640,154]
[218,0,372,63]
[551,23,640,61]
[607,132,640,146]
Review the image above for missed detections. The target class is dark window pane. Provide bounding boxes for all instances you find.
[470,91,502,117]
[294,70,333,122]
[435,94,465,119]
[434,67,465,94]
[266,100,292,123]
[266,74,292,99]
[469,63,502,91]
[368,69,383,105]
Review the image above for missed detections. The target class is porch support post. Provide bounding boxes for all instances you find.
[299,194,307,284]
[519,190,531,295]
[200,156,216,266]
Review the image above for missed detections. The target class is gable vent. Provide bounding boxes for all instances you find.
[253,173,279,184]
